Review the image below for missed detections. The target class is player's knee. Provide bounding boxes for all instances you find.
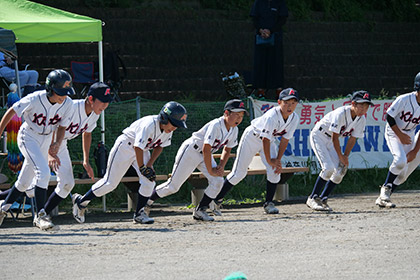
[330,173,344,184]
[139,180,156,197]
[55,181,75,198]
[320,168,334,180]
[393,157,406,171]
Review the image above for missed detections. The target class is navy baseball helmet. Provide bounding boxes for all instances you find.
[414,72,420,91]
[159,101,187,128]
[45,69,75,96]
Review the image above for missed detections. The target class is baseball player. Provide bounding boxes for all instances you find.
[144,99,247,221]
[196,88,300,216]
[306,90,373,211]
[72,101,187,224]
[0,69,74,229]
[375,72,420,208]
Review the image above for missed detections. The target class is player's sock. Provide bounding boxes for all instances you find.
[320,181,337,199]
[310,176,327,198]
[384,171,398,187]
[1,186,24,211]
[149,189,160,202]
[79,189,97,207]
[265,181,278,202]
[198,193,213,209]
[0,189,11,200]
[135,193,150,214]
[391,183,398,193]
[34,186,47,211]
[215,179,234,201]
[43,191,64,215]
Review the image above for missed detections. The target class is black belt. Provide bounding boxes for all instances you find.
[319,127,331,138]
[193,144,203,154]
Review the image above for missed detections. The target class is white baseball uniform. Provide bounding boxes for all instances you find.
[227,106,299,185]
[310,105,366,183]
[11,90,73,191]
[91,115,173,197]
[50,99,100,198]
[384,92,420,184]
[156,116,239,199]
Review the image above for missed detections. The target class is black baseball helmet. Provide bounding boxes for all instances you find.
[159,101,187,128]
[414,72,420,91]
[45,69,75,96]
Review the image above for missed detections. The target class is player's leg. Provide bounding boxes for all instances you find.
[258,141,281,214]
[43,143,74,217]
[319,145,343,211]
[150,142,201,204]
[72,135,134,223]
[307,131,335,211]
[217,127,260,202]
[193,156,224,221]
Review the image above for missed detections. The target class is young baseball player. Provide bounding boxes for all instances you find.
[306,90,373,211]
[72,101,187,224]
[375,72,420,208]
[0,69,74,229]
[196,88,300,217]
[144,99,247,221]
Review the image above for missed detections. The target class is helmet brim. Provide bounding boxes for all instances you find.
[53,86,75,96]
[169,118,187,129]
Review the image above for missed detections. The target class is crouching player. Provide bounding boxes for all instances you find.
[72,101,187,224]
[145,99,247,221]
[306,90,373,211]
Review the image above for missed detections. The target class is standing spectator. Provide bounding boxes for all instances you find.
[0,52,39,94]
[250,0,288,99]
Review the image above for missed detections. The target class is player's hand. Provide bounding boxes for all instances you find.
[270,158,282,172]
[407,149,419,163]
[398,133,412,145]
[210,166,224,177]
[339,155,349,166]
[49,142,60,157]
[48,154,60,172]
[83,161,95,180]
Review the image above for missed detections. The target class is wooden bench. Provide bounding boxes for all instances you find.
[189,154,309,205]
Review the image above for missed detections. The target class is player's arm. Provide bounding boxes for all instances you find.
[0,107,16,135]
[82,132,94,180]
[274,137,289,173]
[407,134,420,162]
[203,144,223,177]
[147,146,163,167]
[332,132,348,166]
[48,131,61,171]
[218,146,232,170]
[49,125,66,156]
[343,136,357,164]
[387,114,411,145]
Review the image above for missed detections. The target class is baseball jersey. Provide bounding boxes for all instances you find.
[12,90,73,135]
[122,115,172,151]
[315,105,365,138]
[386,91,420,132]
[251,106,299,141]
[190,116,239,153]
[63,99,99,141]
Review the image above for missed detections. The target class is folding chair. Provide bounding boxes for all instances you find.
[70,61,97,98]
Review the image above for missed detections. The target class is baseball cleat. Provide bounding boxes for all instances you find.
[209,200,222,216]
[34,209,55,230]
[143,204,152,216]
[263,201,279,214]
[133,208,154,224]
[0,209,6,226]
[321,199,333,211]
[379,185,392,201]
[72,193,87,223]
[375,196,396,208]
[306,196,324,211]
[193,207,214,221]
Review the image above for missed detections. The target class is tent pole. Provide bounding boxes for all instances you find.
[14,60,22,98]
[98,40,107,212]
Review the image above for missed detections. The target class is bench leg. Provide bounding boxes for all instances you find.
[191,188,205,206]
[274,183,289,201]
[127,192,138,211]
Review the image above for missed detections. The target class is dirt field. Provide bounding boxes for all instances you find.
[1,190,420,280]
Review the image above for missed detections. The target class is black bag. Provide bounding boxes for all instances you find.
[104,50,127,88]
[93,141,108,178]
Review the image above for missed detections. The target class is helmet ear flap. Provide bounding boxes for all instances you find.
[415,72,420,91]
[159,111,169,125]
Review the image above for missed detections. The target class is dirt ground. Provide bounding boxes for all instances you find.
[1,190,420,280]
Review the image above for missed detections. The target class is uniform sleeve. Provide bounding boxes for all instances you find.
[387,96,403,119]
[203,122,221,147]
[352,117,366,139]
[133,123,154,150]
[259,113,276,141]
[328,109,345,134]
[226,127,239,148]
[160,133,172,148]
[282,113,299,140]
[12,94,34,117]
